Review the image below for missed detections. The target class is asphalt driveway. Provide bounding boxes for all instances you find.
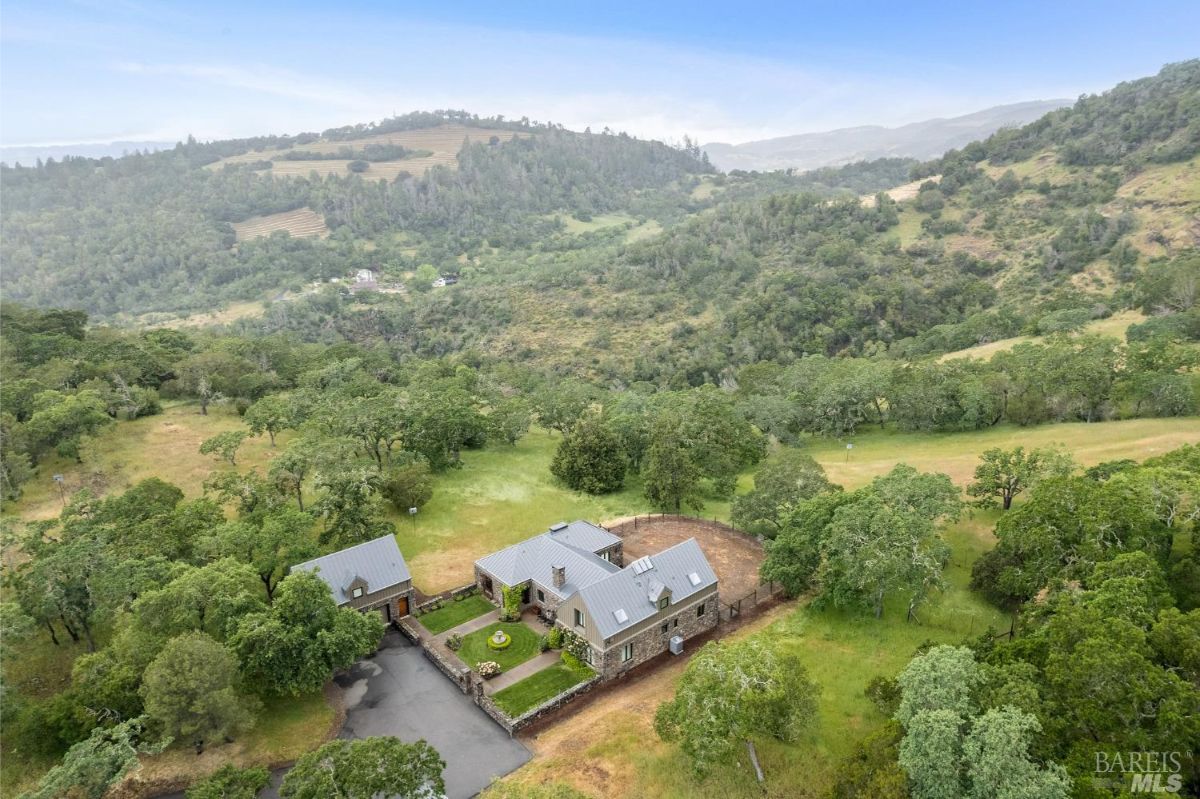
[333,631,531,798]
[161,631,530,799]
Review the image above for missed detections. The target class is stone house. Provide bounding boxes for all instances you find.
[293,534,414,625]
[474,521,623,620]
[557,539,718,680]
[474,522,718,680]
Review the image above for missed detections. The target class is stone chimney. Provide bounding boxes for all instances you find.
[552,564,566,589]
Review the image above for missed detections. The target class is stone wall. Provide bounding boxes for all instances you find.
[591,593,719,680]
[414,582,478,615]
[400,618,472,693]
[475,672,603,736]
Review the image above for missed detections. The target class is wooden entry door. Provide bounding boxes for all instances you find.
[396,596,409,617]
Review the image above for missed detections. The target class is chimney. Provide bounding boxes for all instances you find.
[552,564,566,589]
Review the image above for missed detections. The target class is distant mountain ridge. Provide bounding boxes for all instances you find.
[0,140,176,165]
[702,100,1072,172]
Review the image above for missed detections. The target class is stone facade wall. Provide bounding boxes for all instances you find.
[597,540,623,567]
[590,593,719,680]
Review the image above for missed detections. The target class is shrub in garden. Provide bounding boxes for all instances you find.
[547,626,564,649]
[445,633,462,651]
[538,634,550,652]
[500,585,522,622]
[478,661,501,678]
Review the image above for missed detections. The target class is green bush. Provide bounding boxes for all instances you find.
[547,626,564,649]
[538,634,550,652]
[446,633,463,651]
[561,651,584,671]
[500,584,523,622]
[560,629,590,662]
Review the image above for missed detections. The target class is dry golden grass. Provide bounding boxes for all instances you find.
[859,175,940,207]
[936,309,1146,362]
[232,207,328,241]
[130,300,268,330]
[506,605,791,799]
[208,125,519,179]
[2,403,288,523]
[805,416,1199,491]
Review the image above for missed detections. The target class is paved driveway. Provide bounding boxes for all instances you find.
[333,631,531,799]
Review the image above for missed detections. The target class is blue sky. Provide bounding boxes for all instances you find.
[2,1,1197,146]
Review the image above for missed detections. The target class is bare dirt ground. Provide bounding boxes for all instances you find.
[612,517,766,601]
[509,603,791,799]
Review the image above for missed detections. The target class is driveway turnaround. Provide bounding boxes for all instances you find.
[335,631,531,799]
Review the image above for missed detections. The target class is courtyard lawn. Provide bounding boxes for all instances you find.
[492,657,597,717]
[417,594,496,634]
[458,622,542,671]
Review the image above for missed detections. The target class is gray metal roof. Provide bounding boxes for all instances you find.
[576,538,718,639]
[293,534,411,605]
[474,520,621,599]
[547,520,621,552]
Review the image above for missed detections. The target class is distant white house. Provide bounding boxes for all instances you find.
[354,268,377,285]
[432,275,459,288]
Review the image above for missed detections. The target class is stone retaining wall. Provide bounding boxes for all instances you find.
[413,582,478,615]
[400,618,472,693]
[475,672,603,736]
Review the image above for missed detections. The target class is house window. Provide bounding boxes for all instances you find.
[574,608,585,629]
[621,643,634,662]
[352,587,364,599]
[658,596,670,611]
[696,602,705,617]
[537,589,545,603]
[661,622,669,634]
[673,619,679,628]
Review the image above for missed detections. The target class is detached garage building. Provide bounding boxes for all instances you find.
[294,534,415,624]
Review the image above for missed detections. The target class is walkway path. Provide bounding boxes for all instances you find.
[485,649,562,694]
[434,609,500,643]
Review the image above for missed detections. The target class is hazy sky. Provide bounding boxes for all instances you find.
[2,1,1197,147]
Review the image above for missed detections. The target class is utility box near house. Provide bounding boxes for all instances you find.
[669,635,684,655]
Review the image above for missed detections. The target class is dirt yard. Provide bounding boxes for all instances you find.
[610,516,766,601]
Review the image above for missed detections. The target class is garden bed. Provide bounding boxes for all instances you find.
[458,622,541,671]
[417,594,495,634]
[492,659,597,717]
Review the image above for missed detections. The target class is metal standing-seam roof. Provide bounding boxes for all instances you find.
[293,534,411,605]
[576,538,717,640]
[474,532,620,599]
[547,520,621,552]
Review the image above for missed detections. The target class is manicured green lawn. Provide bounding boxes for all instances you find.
[417,594,496,634]
[458,622,542,671]
[493,657,596,716]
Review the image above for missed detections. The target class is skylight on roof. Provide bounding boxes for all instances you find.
[613,608,629,624]
[688,572,701,586]
[631,556,654,575]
